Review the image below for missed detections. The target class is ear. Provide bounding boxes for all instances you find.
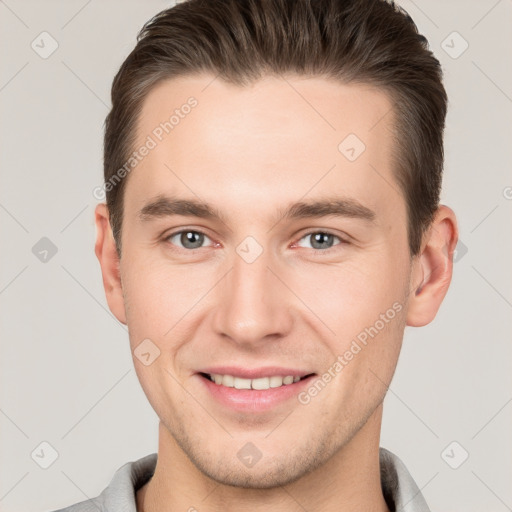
[406,205,459,327]
[94,203,127,325]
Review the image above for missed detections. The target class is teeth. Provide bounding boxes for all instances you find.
[252,377,270,390]
[208,373,304,390]
[233,377,251,390]
[222,374,234,387]
[269,376,284,388]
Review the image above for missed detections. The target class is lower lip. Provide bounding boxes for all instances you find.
[197,374,316,412]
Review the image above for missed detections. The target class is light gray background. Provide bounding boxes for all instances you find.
[1,1,511,511]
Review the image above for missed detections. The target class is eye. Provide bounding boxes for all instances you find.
[295,231,345,251]
[162,229,347,253]
[164,230,214,250]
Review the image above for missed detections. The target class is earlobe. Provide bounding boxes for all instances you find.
[94,203,127,325]
[406,205,459,327]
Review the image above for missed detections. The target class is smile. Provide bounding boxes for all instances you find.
[201,373,313,390]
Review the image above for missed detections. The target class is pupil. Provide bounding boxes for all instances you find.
[312,233,332,250]
[182,231,203,249]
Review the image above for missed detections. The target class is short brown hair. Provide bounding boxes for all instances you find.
[103,0,447,257]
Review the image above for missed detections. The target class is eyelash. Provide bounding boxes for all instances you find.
[162,229,348,254]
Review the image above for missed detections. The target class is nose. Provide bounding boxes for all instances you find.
[211,241,294,348]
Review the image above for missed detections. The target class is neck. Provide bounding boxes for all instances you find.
[137,404,389,512]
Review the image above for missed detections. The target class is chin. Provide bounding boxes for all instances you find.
[195,459,313,489]
[180,435,335,489]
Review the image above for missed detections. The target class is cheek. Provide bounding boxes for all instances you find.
[333,255,408,395]
[290,251,408,342]
[132,359,187,430]
[121,257,211,341]
[318,295,406,417]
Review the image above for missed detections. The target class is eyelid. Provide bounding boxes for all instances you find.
[162,228,216,250]
[162,227,350,252]
[292,229,349,251]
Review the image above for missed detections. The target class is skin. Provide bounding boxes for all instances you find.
[94,73,458,512]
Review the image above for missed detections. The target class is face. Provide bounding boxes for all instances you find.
[114,74,415,487]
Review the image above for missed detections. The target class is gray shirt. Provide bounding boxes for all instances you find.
[50,447,431,512]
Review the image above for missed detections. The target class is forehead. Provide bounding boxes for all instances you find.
[125,73,400,223]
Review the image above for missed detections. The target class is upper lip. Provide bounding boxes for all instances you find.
[197,366,315,379]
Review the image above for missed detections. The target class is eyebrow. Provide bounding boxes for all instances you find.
[138,194,376,225]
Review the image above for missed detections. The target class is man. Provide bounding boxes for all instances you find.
[54,0,458,510]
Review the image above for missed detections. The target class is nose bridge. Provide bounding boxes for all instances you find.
[212,234,292,345]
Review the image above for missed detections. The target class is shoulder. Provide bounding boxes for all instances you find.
[379,447,431,512]
[48,498,103,512]
[47,453,157,512]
